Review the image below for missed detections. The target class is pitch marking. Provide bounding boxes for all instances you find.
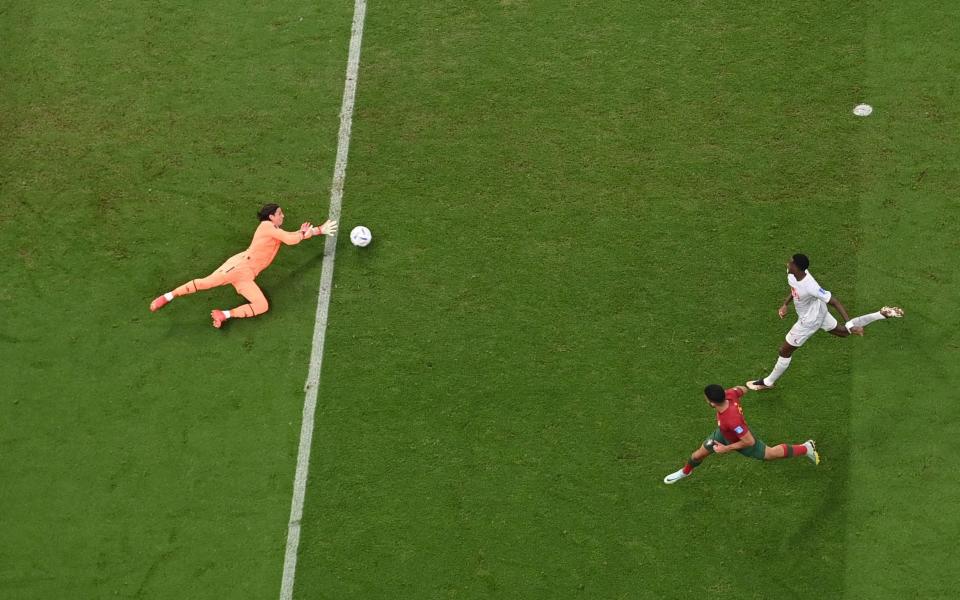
[279,2,367,598]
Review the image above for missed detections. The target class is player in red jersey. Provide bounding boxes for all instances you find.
[663,384,820,484]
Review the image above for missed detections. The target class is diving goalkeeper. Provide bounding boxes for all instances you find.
[149,203,337,328]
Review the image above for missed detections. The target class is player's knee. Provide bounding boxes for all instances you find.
[252,297,269,315]
[697,442,714,458]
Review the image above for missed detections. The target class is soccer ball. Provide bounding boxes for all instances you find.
[349,225,372,247]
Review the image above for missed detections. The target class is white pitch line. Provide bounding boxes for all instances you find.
[279,1,367,598]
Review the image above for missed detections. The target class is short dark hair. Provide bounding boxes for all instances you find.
[258,203,281,221]
[792,253,810,271]
[704,384,726,404]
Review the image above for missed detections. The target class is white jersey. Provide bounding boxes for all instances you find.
[788,270,831,325]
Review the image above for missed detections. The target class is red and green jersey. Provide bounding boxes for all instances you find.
[716,387,749,442]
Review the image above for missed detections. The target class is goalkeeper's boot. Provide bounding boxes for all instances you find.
[211,309,227,329]
[149,294,170,312]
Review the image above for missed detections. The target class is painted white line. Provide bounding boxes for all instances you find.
[279,2,367,598]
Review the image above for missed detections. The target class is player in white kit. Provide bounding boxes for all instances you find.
[746,253,904,391]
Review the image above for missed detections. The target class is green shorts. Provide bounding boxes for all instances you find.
[707,428,767,461]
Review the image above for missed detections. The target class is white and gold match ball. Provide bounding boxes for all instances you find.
[853,103,873,117]
[349,225,372,247]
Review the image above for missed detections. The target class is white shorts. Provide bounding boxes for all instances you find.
[785,313,838,347]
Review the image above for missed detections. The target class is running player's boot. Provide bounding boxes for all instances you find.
[663,469,689,485]
[211,309,227,329]
[804,440,820,465]
[881,306,904,318]
[746,379,773,391]
[149,295,169,312]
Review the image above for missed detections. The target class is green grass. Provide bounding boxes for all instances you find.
[1,1,958,599]
[844,4,960,597]
[0,1,355,597]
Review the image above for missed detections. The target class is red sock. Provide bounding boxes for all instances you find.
[781,443,808,457]
[682,463,694,475]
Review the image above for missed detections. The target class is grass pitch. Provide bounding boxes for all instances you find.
[2,1,959,599]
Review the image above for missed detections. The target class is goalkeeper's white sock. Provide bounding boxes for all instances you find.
[164,292,174,301]
[845,311,885,330]
[764,356,792,386]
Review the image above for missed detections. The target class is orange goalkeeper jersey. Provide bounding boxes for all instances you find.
[234,221,304,276]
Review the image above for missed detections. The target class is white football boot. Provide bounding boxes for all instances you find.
[663,469,689,485]
[881,306,904,318]
[804,440,820,465]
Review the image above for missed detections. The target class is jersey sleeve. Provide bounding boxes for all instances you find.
[719,409,750,441]
[265,226,304,245]
[725,387,745,401]
[731,419,749,439]
[814,286,832,304]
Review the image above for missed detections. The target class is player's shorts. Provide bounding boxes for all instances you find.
[215,254,256,284]
[706,428,767,461]
[785,312,838,347]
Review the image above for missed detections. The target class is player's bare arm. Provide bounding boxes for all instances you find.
[778,292,793,319]
[827,295,852,323]
[714,430,755,453]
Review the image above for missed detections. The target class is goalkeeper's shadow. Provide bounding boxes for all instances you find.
[266,249,328,296]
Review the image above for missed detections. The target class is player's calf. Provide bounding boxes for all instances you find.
[763,441,818,464]
[250,297,269,315]
[844,306,905,333]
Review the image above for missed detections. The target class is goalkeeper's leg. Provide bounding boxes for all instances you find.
[150,269,232,312]
[211,279,268,328]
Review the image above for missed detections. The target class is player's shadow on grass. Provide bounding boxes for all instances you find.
[267,249,327,296]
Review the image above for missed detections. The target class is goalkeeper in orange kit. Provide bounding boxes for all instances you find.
[149,203,337,328]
